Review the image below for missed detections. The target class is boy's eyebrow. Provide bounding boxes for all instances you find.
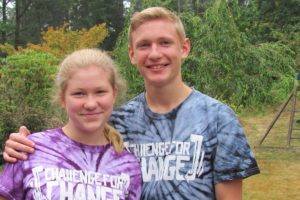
[136,39,148,43]
[134,39,149,47]
[135,36,174,44]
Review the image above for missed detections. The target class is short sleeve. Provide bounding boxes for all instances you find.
[213,105,260,184]
[0,162,25,199]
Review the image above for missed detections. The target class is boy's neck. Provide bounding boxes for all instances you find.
[145,81,192,113]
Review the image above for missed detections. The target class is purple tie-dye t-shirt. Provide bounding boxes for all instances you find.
[0,128,142,200]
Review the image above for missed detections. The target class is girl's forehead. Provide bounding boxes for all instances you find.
[68,65,108,77]
[66,66,112,86]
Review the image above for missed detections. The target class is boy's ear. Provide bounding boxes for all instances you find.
[128,45,137,65]
[181,38,191,59]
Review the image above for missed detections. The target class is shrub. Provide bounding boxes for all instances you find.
[27,23,108,58]
[0,43,17,57]
[0,50,60,145]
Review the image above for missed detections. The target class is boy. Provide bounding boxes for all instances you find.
[3,7,259,200]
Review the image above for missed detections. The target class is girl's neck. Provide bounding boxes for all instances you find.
[62,123,108,146]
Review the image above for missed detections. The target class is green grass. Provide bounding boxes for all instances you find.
[241,106,300,200]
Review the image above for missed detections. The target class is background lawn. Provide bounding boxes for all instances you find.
[242,105,300,200]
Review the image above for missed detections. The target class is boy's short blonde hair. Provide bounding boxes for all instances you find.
[128,7,186,46]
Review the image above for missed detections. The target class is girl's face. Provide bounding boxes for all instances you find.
[62,65,117,136]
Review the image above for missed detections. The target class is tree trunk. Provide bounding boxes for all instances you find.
[1,0,7,44]
[15,0,20,49]
[134,0,142,11]
[177,0,182,12]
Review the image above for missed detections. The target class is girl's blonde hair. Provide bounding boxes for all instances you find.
[128,7,186,46]
[54,48,125,153]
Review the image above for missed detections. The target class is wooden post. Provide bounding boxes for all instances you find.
[287,84,299,146]
[258,90,294,146]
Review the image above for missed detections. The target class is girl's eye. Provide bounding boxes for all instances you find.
[96,90,107,95]
[72,92,84,97]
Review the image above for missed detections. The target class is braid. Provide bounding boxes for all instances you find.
[104,124,124,153]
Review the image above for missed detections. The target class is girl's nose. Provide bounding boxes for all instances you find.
[84,95,97,109]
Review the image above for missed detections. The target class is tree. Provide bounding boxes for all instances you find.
[1,0,8,43]
[114,0,296,110]
[183,0,295,109]
[1,0,125,50]
[228,0,300,70]
[19,0,70,45]
[14,0,33,48]
[68,0,125,50]
[0,0,15,46]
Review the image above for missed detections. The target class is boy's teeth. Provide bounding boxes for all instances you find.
[151,65,162,69]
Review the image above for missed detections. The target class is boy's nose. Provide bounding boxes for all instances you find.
[148,44,162,59]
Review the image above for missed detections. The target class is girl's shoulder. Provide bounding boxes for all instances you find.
[28,128,62,143]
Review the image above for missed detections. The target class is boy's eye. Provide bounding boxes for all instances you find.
[137,42,149,48]
[161,40,171,46]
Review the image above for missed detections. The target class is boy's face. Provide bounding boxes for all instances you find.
[128,19,190,87]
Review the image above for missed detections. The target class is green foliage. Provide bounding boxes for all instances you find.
[181,0,295,110]
[113,26,144,100]
[114,0,300,110]
[139,0,174,9]
[27,23,108,58]
[68,0,125,50]
[228,0,300,70]
[115,0,296,110]
[0,43,17,57]
[13,0,71,46]
[0,50,60,144]
[3,0,124,50]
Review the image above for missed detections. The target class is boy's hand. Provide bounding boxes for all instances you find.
[3,126,35,163]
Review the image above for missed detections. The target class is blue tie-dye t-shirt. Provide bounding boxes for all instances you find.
[0,128,142,200]
[110,89,260,200]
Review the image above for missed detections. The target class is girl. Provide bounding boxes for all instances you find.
[0,49,142,199]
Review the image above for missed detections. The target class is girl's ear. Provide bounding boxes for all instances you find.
[113,86,118,99]
[60,94,66,108]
